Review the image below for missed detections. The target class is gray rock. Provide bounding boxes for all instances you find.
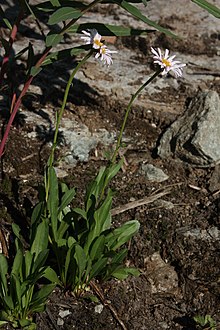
[140,164,169,182]
[144,252,179,295]
[157,91,220,165]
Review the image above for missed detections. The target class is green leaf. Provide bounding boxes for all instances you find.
[58,187,76,215]
[89,235,105,261]
[30,66,42,77]
[12,223,21,239]
[112,0,179,39]
[32,250,49,273]
[74,244,87,281]
[44,267,62,285]
[49,0,61,6]
[31,201,44,226]
[56,220,69,240]
[30,220,49,259]
[48,7,81,25]
[64,243,74,283]
[0,321,8,326]
[30,284,56,310]
[3,295,14,310]
[10,274,22,308]
[0,6,12,30]
[0,254,8,297]
[68,23,155,36]
[112,267,140,280]
[191,0,220,18]
[95,189,114,230]
[45,32,63,47]
[47,167,59,240]
[19,319,34,328]
[32,1,86,13]
[57,238,68,247]
[106,220,140,250]
[105,160,123,185]
[67,236,76,248]
[72,207,87,220]
[88,258,108,280]
[12,249,23,276]
[24,250,33,278]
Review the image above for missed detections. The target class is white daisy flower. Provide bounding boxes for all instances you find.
[81,29,103,49]
[95,45,117,66]
[151,47,186,77]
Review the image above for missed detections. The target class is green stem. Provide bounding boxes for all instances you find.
[48,51,93,168]
[111,68,162,164]
[45,51,93,202]
[98,69,162,205]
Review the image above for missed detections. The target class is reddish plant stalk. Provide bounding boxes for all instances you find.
[0,48,51,158]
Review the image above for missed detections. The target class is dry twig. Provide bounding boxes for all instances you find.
[90,280,128,330]
[111,189,172,216]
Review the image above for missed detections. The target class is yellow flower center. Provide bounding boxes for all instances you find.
[100,47,106,54]
[94,39,103,47]
[162,58,171,67]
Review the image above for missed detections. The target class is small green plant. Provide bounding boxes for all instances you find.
[193,315,217,330]
[0,222,56,329]
[33,164,140,295]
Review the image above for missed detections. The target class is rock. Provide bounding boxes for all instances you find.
[157,91,220,165]
[140,164,169,182]
[181,226,220,241]
[144,252,179,295]
[94,304,104,314]
[208,165,220,192]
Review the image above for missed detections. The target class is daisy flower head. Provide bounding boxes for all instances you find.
[151,47,186,77]
[95,45,117,66]
[81,29,103,49]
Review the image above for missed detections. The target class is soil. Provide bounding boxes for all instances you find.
[1,1,220,329]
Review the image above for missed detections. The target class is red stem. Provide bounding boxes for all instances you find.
[0,48,51,158]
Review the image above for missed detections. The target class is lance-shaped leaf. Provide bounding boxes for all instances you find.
[49,0,61,6]
[48,7,81,25]
[0,254,8,297]
[30,220,49,259]
[42,45,91,65]
[108,0,179,39]
[32,1,86,13]
[68,23,155,36]
[191,0,220,18]
[0,6,12,30]
[45,32,63,47]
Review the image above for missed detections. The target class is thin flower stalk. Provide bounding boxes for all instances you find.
[111,68,162,164]
[45,51,93,202]
[48,51,93,169]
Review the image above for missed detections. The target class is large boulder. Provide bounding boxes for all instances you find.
[157,91,220,165]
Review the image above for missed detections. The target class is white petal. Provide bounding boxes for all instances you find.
[164,49,169,59]
[151,47,159,57]
[157,48,162,58]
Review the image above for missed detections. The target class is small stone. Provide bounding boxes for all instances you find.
[57,318,64,326]
[58,309,71,318]
[94,304,104,314]
[140,164,169,182]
